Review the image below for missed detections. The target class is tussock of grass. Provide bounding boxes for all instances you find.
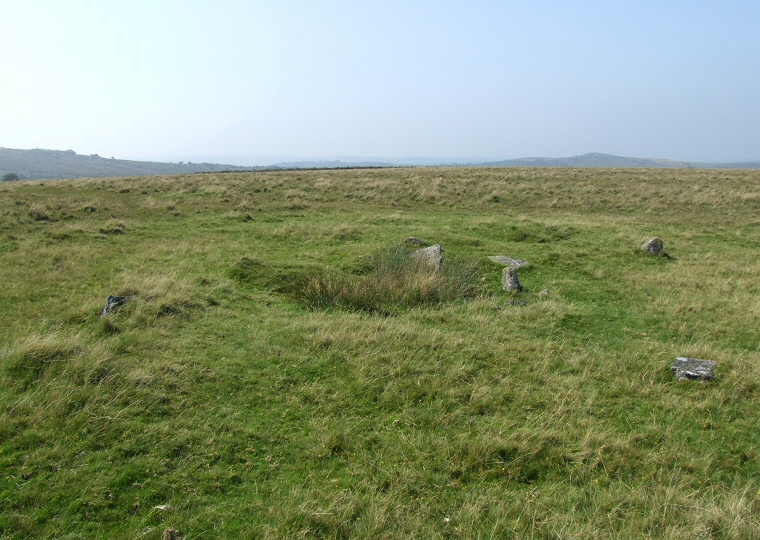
[28,207,50,222]
[299,247,481,314]
[99,219,127,235]
[100,272,203,329]
[228,256,318,295]
[3,331,83,383]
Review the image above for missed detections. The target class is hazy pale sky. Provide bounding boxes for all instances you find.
[2,1,759,164]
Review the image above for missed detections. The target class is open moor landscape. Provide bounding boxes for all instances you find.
[1,167,759,538]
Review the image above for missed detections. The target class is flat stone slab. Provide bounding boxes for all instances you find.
[488,256,530,268]
[671,357,717,381]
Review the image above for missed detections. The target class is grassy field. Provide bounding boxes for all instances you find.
[1,167,759,539]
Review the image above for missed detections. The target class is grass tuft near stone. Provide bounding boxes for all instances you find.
[299,246,481,314]
[3,331,83,386]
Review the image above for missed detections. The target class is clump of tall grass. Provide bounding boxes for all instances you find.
[299,246,481,315]
[3,331,83,383]
[99,219,127,235]
[100,272,202,330]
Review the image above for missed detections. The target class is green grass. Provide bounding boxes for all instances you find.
[0,167,759,538]
[297,246,482,315]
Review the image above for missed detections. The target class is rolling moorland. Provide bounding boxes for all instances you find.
[3,147,760,181]
[1,167,759,538]
[0,148,266,181]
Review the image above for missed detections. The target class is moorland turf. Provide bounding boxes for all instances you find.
[1,167,759,538]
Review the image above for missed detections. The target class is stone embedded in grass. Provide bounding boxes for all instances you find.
[489,255,530,268]
[162,528,183,540]
[671,357,717,381]
[641,237,672,259]
[404,236,422,245]
[29,208,49,221]
[100,295,131,317]
[502,267,523,291]
[642,237,664,255]
[410,244,443,271]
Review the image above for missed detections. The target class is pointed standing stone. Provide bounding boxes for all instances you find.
[100,295,130,317]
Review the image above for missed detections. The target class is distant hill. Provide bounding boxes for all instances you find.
[0,148,267,180]
[2,148,759,181]
[270,159,393,169]
[482,152,760,169]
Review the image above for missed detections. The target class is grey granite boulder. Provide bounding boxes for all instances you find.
[671,357,717,381]
[410,244,443,271]
[502,267,523,291]
[642,237,664,255]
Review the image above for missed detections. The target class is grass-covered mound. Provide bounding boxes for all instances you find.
[299,246,482,315]
[0,167,759,538]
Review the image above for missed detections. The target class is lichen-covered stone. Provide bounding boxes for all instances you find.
[641,237,664,255]
[671,357,717,381]
[410,244,443,271]
[100,295,130,317]
[502,267,523,291]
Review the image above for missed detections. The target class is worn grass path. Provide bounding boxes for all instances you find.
[1,167,759,538]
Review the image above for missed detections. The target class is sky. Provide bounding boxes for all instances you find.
[1,1,759,165]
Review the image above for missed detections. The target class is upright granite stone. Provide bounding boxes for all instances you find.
[100,295,130,317]
[502,267,523,291]
[410,244,443,271]
[671,357,717,381]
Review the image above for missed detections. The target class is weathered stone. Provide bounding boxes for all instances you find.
[404,237,422,245]
[410,244,443,271]
[641,237,664,254]
[505,300,527,306]
[539,289,550,296]
[162,529,183,540]
[100,295,130,317]
[489,256,530,268]
[502,267,523,291]
[29,209,49,222]
[671,357,717,381]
